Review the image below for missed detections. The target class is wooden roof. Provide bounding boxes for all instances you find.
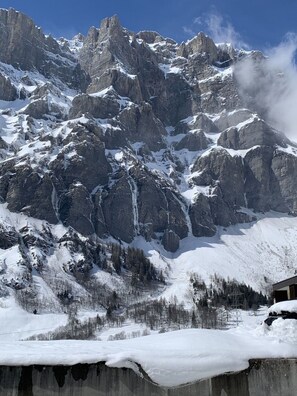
[273,275,297,290]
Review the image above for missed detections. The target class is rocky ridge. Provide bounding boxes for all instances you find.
[0,9,297,310]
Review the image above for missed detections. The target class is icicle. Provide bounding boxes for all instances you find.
[127,176,140,236]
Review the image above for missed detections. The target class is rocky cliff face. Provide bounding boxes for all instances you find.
[0,9,297,308]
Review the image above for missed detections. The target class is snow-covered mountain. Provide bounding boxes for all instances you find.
[0,8,296,322]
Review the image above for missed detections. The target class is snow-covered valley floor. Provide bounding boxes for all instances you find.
[1,206,297,387]
[0,295,296,387]
[0,318,296,387]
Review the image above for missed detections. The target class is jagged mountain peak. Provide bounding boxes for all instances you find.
[0,8,296,315]
[100,14,122,31]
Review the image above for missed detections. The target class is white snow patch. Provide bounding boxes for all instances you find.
[0,296,67,341]
[0,325,296,386]
[268,300,297,314]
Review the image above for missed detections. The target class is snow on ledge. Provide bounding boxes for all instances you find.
[0,326,296,387]
[268,300,297,314]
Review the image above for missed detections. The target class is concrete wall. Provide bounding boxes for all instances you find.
[0,359,296,396]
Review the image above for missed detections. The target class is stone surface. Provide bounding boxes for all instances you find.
[178,33,218,64]
[162,229,180,252]
[0,8,88,89]
[117,103,166,151]
[102,174,135,242]
[175,131,209,151]
[0,9,297,254]
[192,149,246,209]
[6,167,58,224]
[59,183,95,236]
[189,194,216,237]
[218,118,288,150]
[0,73,17,101]
[69,94,120,119]
[0,359,296,396]
[49,124,111,192]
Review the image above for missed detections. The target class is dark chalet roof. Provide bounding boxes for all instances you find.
[273,275,297,290]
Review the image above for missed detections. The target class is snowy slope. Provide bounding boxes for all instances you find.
[134,212,297,306]
[0,9,297,342]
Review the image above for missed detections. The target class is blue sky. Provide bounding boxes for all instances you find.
[1,0,297,51]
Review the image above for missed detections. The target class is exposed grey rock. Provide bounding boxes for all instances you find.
[102,175,135,242]
[271,151,297,213]
[0,137,8,150]
[131,167,188,242]
[87,69,143,103]
[214,109,252,131]
[244,146,276,212]
[0,8,88,90]
[1,9,297,255]
[6,167,58,224]
[192,113,218,133]
[199,73,242,113]
[49,123,111,192]
[218,119,288,150]
[30,83,61,100]
[80,16,136,79]
[244,147,297,213]
[92,191,108,237]
[0,73,17,101]
[162,229,180,252]
[0,8,54,70]
[192,149,246,208]
[178,33,218,64]
[59,183,95,235]
[208,188,242,227]
[151,73,196,127]
[0,224,18,249]
[23,99,49,119]
[100,124,129,149]
[175,131,209,151]
[174,112,218,135]
[136,31,162,44]
[117,103,166,151]
[69,94,120,119]
[189,193,216,237]
[165,190,188,239]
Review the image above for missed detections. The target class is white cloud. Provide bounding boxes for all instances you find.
[183,26,195,37]
[193,17,203,26]
[183,12,248,49]
[234,34,297,140]
[202,13,249,49]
